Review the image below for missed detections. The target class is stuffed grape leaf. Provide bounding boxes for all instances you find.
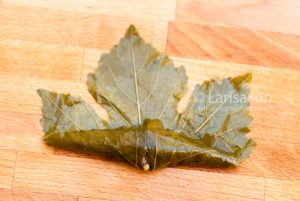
[38,25,255,171]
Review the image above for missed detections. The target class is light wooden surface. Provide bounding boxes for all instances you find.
[176,0,300,35]
[0,1,300,201]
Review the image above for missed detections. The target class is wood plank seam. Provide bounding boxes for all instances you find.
[0,4,169,51]
[0,1,299,200]
[167,22,261,64]
[168,22,299,70]
[79,48,86,83]
[3,0,177,21]
[174,0,300,35]
[0,150,16,189]
[11,151,17,189]
[264,177,266,201]
[165,21,171,53]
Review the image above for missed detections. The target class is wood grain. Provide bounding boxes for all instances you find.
[0,188,77,201]
[14,152,265,201]
[1,0,300,200]
[168,22,262,65]
[256,31,300,54]
[0,150,16,189]
[265,179,300,201]
[0,111,53,153]
[4,0,176,20]
[0,40,84,81]
[167,22,300,69]
[0,4,168,51]
[1,42,299,181]
[176,0,300,35]
[78,198,103,201]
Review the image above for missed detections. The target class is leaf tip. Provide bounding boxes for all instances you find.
[37,88,49,98]
[230,72,252,90]
[239,139,256,161]
[125,24,139,37]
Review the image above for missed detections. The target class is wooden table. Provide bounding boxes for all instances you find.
[0,1,299,200]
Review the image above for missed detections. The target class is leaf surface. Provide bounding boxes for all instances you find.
[177,73,255,161]
[87,25,187,129]
[38,89,107,136]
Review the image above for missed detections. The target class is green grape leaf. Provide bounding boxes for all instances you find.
[38,89,107,135]
[87,25,187,129]
[38,25,255,171]
[177,73,255,162]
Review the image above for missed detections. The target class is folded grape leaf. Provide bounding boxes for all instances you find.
[38,25,256,171]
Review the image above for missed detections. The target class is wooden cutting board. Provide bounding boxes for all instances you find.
[0,1,299,200]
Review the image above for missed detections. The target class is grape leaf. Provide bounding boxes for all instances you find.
[38,25,255,171]
[38,89,107,134]
[87,25,187,129]
[177,73,256,161]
